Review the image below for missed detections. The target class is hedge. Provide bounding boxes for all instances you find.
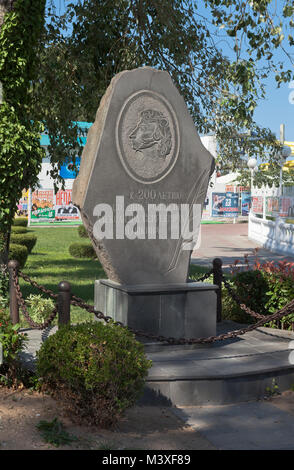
[9,243,28,269]
[10,233,37,254]
[11,226,28,234]
[69,242,96,259]
[12,218,28,227]
[78,225,88,238]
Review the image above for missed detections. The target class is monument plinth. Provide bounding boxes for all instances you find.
[72,67,217,339]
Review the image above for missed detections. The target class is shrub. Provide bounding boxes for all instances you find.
[13,217,28,227]
[26,294,55,324]
[78,225,88,238]
[222,257,294,329]
[10,233,37,254]
[261,261,294,330]
[11,226,28,234]
[36,321,152,427]
[0,264,9,308]
[69,242,95,259]
[9,243,28,269]
[0,309,28,387]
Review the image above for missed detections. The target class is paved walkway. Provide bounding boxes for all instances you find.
[191,223,294,270]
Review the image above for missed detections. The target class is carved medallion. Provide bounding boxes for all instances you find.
[116,90,180,184]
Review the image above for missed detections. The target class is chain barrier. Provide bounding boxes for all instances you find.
[221,275,268,321]
[12,269,58,330]
[11,265,294,343]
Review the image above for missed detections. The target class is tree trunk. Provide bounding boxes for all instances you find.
[0,0,15,29]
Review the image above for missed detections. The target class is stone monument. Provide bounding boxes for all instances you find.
[72,67,217,340]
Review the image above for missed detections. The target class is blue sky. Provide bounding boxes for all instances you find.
[253,78,294,142]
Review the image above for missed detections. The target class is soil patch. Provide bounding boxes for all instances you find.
[0,387,215,450]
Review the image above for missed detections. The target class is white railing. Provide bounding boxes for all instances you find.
[248,214,294,256]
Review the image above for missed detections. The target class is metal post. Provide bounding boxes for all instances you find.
[57,281,71,327]
[7,260,20,325]
[213,258,223,323]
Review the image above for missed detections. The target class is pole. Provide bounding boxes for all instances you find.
[213,258,223,323]
[280,124,285,198]
[57,281,71,327]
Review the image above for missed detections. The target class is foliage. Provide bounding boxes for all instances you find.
[0,0,45,261]
[36,418,78,447]
[11,226,28,234]
[26,294,55,324]
[78,224,88,238]
[31,0,294,183]
[69,241,96,259]
[259,260,294,329]
[222,255,294,329]
[0,309,28,387]
[12,218,28,227]
[0,263,9,308]
[8,243,28,269]
[36,321,152,427]
[10,233,37,254]
[222,270,269,324]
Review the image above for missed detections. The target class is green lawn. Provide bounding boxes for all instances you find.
[18,226,212,325]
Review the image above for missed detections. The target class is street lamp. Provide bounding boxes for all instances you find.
[278,145,292,197]
[247,157,257,214]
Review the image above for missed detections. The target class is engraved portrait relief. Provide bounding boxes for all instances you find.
[116,91,179,184]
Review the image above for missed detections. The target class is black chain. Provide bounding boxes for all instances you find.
[12,266,294,342]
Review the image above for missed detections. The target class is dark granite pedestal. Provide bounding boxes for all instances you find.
[94,280,218,340]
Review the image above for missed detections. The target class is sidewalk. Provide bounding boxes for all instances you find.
[191,222,294,269]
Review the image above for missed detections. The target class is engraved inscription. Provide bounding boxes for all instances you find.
[116,90,180,184]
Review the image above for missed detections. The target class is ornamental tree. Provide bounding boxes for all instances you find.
[32,0,294,182]
[0,0,46,265]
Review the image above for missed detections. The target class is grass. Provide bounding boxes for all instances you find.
[17,226,213,325]
[36,418,78,447]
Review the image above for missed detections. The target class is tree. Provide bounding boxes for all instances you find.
[0,0,46,267]
[32,0,294,182]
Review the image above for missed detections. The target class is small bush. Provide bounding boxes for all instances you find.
[10,233,37,254]
[13,218,28,227]
[78,225,88,238]
[69,242,95,259]
[36,321,152,427]
[26,294,55,324]
[11,226,28,234]
[222,258,294,328]
[0,309,28,387]
[9,243,28,269]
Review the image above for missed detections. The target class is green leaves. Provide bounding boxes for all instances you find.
[36,418,78,447]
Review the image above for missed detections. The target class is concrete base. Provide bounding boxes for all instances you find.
[140,324,294,406]
[94,280,218,340]
[20,321,294,406]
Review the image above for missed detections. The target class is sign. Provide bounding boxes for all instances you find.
[55,189,80,220]
[252,196,263,215]
[225,185,250,193]
[212,192,239,218]
[16,189,29,217]
[265,197,279,216]
[60,157,80,179]
[241,191,251,216]
[31,190,55,220]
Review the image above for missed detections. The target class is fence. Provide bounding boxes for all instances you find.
[7,258,294,346]
[248,214,294,257]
